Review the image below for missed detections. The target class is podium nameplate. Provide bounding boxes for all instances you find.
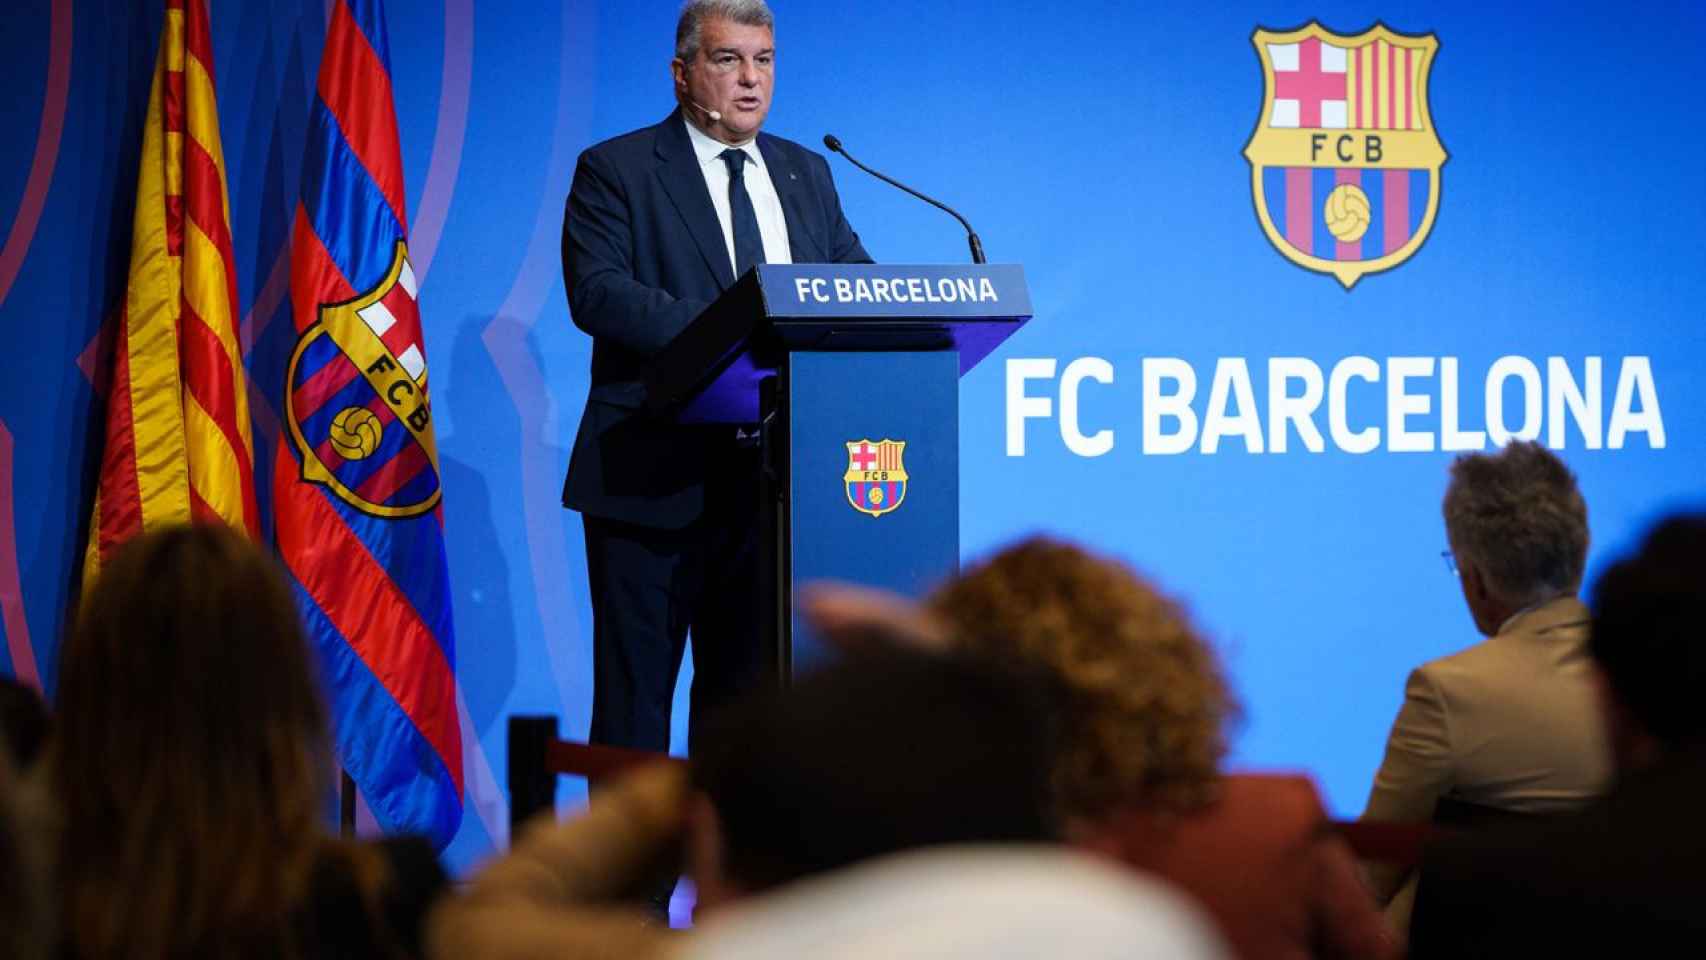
[645,264,1031,423]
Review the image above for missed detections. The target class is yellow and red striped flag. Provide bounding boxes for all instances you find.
[84,0,257,587]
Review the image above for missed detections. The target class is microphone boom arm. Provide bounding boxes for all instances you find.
[823,134,986,264]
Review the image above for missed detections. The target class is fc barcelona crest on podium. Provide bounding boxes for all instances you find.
[844,439,908,518]
[285,241,444,518]
[1244,22,1447,288]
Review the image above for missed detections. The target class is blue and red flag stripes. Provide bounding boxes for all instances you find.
[1262,166,1429,262]
[277,0,461,848]
[850,480,904,504]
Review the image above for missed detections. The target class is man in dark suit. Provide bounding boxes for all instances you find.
[561,0,870,757]
[1409,514,1706,955]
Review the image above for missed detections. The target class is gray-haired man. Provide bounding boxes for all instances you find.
[561,0,869,765]
[1359,441,1612,933]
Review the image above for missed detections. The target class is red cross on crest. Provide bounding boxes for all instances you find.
[850,442,878,471]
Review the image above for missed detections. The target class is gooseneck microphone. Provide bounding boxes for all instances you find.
[822,134,986,264]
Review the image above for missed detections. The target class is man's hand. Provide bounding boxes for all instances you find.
[797,581,951,653]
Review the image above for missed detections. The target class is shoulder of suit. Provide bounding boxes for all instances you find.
[1454,597,1591,658]
[1417,614,1582,683]
[1399,647,1474,703]
[1424,634,1494,666]
[580,115,685,168]
[756,129,810,154]
[580,122,658,160]
[1414,636,1499,684]
[758,131,831,169]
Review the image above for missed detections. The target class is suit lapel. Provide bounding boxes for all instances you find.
[758,135,820,262]
[654,111,735,290]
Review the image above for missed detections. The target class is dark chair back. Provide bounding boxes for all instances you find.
[1331,819,1432,869]
[1408,797,1560,951]
[1430,795,1549,830]
[507,715,560,839]
[505,714,682,842]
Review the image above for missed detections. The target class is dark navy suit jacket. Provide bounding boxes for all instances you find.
[561,110,871,529]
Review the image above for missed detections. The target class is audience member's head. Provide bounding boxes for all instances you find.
[0,677,49,770]
[56,524,331,959]
[1589,513,1706,773]
[0,751,51,960]
[687,647,1057,911]
[1442,440,1589,634]
[927,537,1238,824]
[679,846,1232,960]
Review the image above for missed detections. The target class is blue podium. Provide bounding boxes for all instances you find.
[644,264,1031,675]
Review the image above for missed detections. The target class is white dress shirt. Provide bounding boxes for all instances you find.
[683,116,793,275]
[684,847,1232,960]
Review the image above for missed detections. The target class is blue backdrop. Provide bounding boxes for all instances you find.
[2,0,1702,872]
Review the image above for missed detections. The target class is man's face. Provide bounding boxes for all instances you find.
[673,17,775,144]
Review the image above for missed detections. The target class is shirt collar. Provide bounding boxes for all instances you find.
[683,114,764,170]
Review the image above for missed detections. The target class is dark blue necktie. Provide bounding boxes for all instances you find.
[720,148,766,279]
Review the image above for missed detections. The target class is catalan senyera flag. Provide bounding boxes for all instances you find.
[84,0,259,586]
[275,0,461,847]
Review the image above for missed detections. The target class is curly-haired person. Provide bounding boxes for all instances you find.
[929,537,1396,960]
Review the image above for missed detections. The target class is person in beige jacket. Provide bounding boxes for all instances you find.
[1360,441,1612,936]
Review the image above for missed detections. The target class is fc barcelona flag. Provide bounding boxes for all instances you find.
[85,0,260,585]
[276,0,461,846]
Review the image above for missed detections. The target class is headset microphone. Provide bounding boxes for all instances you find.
[691,100,722,122]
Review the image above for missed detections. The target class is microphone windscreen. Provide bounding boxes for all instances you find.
[822,134,842,152]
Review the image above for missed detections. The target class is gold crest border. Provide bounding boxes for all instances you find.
[284,247,444,520]
[1242,22,1448,288]
[842,438,908,519]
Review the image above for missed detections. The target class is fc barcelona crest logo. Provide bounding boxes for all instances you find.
[284,241,443,518]
[1244,23,1447,288]
[844,439,907,518]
